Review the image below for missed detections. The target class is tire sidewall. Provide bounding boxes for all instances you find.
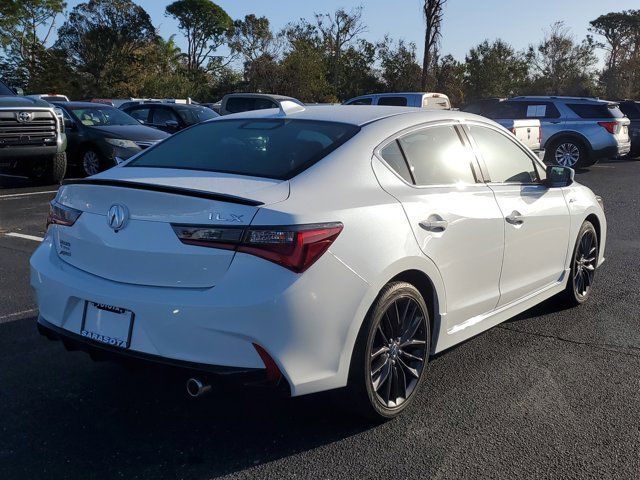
[357,282,430,419]
[568,221,598,304]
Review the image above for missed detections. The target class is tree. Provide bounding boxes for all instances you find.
[421,0,446,90]
[527,22,599,96]
[0,0,66,88]
[435,54,465,106]
[378,36,422,91]
[229,14,277,64]
[590,10,640,98]
[55,0,156,96]
[165,0,233,73]
[314,7,367,96]
[464,39,529,100]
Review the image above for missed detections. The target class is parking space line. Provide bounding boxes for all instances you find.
[6,232,44,242]
[0,308,38,322]
[0,190,58,199]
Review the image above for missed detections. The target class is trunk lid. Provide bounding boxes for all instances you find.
[54,168,289,288]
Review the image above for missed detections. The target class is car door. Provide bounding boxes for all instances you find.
[465,123,571,307]
[149,106,181,133]
[60,108,82,159]
[373,122,505,328]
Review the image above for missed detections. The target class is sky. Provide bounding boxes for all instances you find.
[59,0,639,64]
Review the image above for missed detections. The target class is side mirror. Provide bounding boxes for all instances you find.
[545,165,574,188]
[64,118,75,130]
[165,119,179,129]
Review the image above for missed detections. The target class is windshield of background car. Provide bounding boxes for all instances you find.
[176,106,219,125]
[69,107,140,126]
[620,103,640,119]
[127,119,360,180]
[0,81,14,96]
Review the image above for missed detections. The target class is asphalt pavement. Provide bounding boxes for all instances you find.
[0,161,639,480]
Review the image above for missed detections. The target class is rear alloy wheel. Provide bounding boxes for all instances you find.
[554,141,582,167]
[561,221,598,306]
[82,149,102,177]
[349,282,430,420]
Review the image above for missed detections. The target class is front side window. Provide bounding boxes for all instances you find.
[127,107,150,122]
[152,107,179,125]
[398,125,476,186]
[127,119,360,180]
[378,96,408,107]
[469,125,538,184]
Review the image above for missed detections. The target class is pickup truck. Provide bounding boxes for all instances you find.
[343,92,451,109]
[498,118,544,159]
[0,79,67,183]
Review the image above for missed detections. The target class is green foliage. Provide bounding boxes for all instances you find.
[165,0,232,72]
[464,39,529,99]
[378,37,422,92]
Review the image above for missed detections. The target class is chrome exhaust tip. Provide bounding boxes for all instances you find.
[186,377,211,398]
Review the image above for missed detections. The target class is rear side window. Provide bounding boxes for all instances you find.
[226,97,277,114]
[127,119,360,180]
[469,125,538,184]
[567,103,623,119]
[378,96,408,106]
[346,97,373,105]
[398,125,476,186]
[379,140,412,183]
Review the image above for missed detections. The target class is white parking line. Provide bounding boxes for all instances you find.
[0,308,38,322]
[5,232,44,242]
[0,190,57,199]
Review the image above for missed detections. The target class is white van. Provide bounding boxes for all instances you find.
[343,92,451,110]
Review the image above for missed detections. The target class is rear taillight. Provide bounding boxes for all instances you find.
[46,200,82,229]
[598,121,618,135]
[172,223,343,273]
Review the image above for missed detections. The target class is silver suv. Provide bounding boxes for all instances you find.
[467,96,631,168]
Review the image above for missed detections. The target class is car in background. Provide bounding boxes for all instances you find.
[343,92,451,110]
[618,100,640,157]
[32,104,606,420]
[121,102,219,133]
[27,93,70,102]
[464,96,630,168]
[218,93,304,116]
[53,101,169,176]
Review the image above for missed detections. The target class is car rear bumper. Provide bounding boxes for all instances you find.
[616,140,631,157]
[30,234,369,396]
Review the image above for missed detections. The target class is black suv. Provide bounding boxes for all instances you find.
[618,100,640,157]
[120,103,218,134]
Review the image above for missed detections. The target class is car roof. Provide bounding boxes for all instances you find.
[510,96,612,104]
[219,105,481,127]
[53,101,116,108]
[223,93,298,101]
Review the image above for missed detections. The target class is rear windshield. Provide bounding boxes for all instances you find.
[226,97,278,114]
[127,119,360,180]
[176,106,218,125]
[567,103,623,119]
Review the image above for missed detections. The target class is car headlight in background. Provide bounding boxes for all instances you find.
[105,138,139,149]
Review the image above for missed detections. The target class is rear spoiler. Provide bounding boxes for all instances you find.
[62,178,264,207]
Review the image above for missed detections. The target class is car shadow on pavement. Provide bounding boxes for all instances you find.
[0,315,374,479]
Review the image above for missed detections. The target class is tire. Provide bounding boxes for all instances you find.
[560,221,598,306]
[546,138,590,168]
[29,152,67,185]
[348,282,430,420]
[81,148,105,177]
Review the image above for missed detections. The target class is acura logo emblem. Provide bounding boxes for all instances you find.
[17,111,32,123]
[107,204,129,232]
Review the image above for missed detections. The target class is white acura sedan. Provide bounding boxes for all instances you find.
[31,104,606,419]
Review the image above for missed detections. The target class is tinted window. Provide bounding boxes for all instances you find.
[485,101,527,119]
[127,107,150,122]
[345,98,373,105]
[128,119,360,180]
[378,96,408,106]
[69,107,139,126]
[152,107,179,124]
[567,103,623,119]
[226,97,277,113]
[620,102,640,119]
[398,125,476,186]
[469,125,538,183]
[0,81,14,96]
[380,140,412,183]
[176,106,218,125]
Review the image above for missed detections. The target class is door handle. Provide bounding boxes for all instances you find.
[505,211,524,225]
[419,217,448,232]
